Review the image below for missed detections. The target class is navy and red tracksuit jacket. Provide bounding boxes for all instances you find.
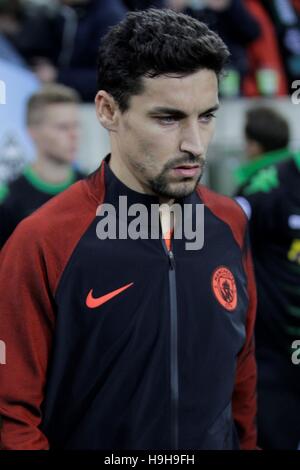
[0,156,257,450]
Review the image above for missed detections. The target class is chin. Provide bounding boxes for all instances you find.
[48,152,73,165]
[161,181,198,199]
[59,155,75,164]
[149,172,203,200]
[173,176,202,195]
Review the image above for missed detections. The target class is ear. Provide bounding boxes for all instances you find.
[95,90,119,131]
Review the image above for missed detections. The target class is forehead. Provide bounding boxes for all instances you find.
[132,69,219,114]
[43,103,79,121]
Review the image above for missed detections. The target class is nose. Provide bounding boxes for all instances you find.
[179,121,205,157]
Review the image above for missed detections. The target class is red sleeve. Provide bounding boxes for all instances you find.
[0,219,54,450]
[0,172,103,450]
[232,238,257,450]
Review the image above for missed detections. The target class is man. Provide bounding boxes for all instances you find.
[0,84,83,248]
[236,146,300,447]
[234,106,291,196]
[0,9,257,450]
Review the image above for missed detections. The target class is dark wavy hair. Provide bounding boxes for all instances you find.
[97,8,229,112]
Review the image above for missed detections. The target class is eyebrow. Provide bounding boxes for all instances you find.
[147,104,220,118]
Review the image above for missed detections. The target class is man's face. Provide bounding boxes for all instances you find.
[30,103,80,164]
[115,69,219,199]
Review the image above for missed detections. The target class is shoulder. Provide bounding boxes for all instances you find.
[197,185,248,249]
[1,173,102,294]
[15,177,96,240]
[197,185,247,222]
[241,163,284,197]
[239,157,298,201]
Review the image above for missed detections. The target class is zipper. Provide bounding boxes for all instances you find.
[163,243,179,450]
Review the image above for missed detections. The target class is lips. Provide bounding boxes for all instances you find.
[172,164,200,177]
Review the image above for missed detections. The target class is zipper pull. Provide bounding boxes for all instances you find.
[168,250,175,270]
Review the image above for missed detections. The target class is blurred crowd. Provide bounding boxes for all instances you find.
[1,0,300,100]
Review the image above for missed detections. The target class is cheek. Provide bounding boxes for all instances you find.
[121,124,154,159]
[139,128,177,159]
[138,137,175,172]
[52,132,68,149]
[121,118,178,171]
[39,133,53,151]
[42,129,55,141]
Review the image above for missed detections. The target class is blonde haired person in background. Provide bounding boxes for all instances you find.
[0,83,84,248]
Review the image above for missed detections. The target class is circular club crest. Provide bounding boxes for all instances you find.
[211,266,237,311]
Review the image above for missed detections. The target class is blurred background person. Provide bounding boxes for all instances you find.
[235,104,300,448]
[10,0,127,101]
[234,106,291,194]
[235,146,300,449]
[0,84,84,248]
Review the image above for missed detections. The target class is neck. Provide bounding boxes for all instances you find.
[32,154,72,184]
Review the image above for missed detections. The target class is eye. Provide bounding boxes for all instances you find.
[156,116,176,125]
[199,113,216,124]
